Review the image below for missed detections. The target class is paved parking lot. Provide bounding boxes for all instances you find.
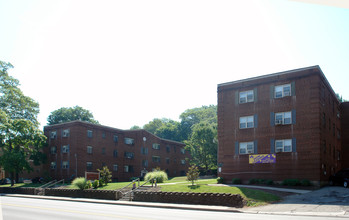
[245,186,349,217]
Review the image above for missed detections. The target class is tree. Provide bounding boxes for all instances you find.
[143,118,169,134]
[336,93,347,103]
[185,122,217,174]
[186,165,199,186]
[97,166,112,185]
[130,125,141,130]
[154,120,181,142]
[0,61,47,186]
[47,106,99,125]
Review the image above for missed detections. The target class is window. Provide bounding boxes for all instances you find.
[166,145,170,153]
[113,164,118,171]
[50,131,57,139]
[180,148,185,154]
[152,143,160,150]
[102,132,106,139]
[152,156,161,163]
[113,149,118,157]
[181,159,186,165]
[62,129,70,137]
[275,139,292,152]
[87,146,93,154]
[86,162,93,171]
[239,116,254,129]
[239,142,254,154]
[113,135,118,143]
[124,138,135,145]
[275,112,292,125]
[166,158,170,164]
[62,161,69,169]
[124,152,134,159]
[275,84,291,98]
[142,159,148,167]
[87,130,93,138]
[124,165,134,173]
[50,146,57,154]
[239,90,254,103]
[50,161,56,169]
[102,148,106,155]
[62,145,69,153]
[141,147,148,155]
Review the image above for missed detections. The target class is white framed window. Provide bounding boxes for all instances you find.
[180,148,185,154]
[62,129,70,137]
[50,146,57,154]
[87,130,93,138]
[181,159,186,165]
[275,111,292,125]
[142,159,148,167]
[152,156,161,163]
[239,90,254,103]
[152,143,160,150]
[124,138,135,145]
[113,164,118,171]
[86,162,93,170]
[124,152,134,159]
[50,131,57,139]
[87,146,93,154]
[275,139,292,152]
[124,165,133,173]
[62,145,69,153]
[50,161,56,169]
[239,116,254,129]
[141,147,148,155]
[113,135,118,142]
[62,161,69,169]
[275,84,291,98]
[239,142,254,154]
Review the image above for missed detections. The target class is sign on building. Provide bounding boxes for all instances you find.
[249,154,276,164]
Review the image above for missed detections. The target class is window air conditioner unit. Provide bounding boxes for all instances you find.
[284,91,291,96]
[247,150,253,154]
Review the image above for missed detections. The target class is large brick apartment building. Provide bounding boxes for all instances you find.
[44,121,189,182]
[217,66,348,185]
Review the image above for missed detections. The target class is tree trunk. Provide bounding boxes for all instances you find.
[15,172,19,183]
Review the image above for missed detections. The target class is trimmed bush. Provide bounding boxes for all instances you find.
[92,180,99,189]
[282,179,301,186]
[72,177,88,190]
[248,178,258,184]
[300,179,312,186]
[232,178,241,184]
[144,170,168,183]
[216,177,224,184]
[266,179,274,185]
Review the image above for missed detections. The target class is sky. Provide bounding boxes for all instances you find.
[1,0,348,130]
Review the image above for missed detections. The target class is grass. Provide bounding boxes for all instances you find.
[160,182,280,207]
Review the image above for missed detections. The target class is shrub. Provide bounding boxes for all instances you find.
[248,178,258,184]
[92,180,99,189]
[72,177,88,190]
[300,179,312,186]
[232,178,241,184]
[266,179,274,185]
[217,177,224,184]
[282,179,301,186]
[97,166,112,185]
[144,170,168,183]
[187,165,200,186]
[86,180,92,189]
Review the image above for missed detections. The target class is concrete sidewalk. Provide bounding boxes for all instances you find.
[2,186,349,217]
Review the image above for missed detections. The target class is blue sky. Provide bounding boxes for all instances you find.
[1,0,348,129]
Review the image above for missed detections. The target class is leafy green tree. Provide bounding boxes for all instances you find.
[186,165,200,186]
[143,118,169,134]
[336,93,347,103]
[97,166,112,185]
[185,122,217,174]
[47,106,99,125]
[0,61,47,186]
[130,125,141,130]
[154,120,181,142]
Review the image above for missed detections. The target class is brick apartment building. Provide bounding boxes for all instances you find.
[43,121,189,182]
[217,66,348,186]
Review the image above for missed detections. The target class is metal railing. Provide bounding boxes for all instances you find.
[121,178,157,201]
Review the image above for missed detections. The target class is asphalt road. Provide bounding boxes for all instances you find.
[0,196,345,220]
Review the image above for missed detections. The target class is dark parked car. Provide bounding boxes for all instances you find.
[329,169,349,188]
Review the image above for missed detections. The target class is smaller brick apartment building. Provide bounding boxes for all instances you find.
[43,121,189,182]
[217,66,348,185]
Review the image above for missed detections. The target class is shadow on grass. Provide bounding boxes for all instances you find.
[187,185,201,190]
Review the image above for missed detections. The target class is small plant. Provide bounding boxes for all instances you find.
[282,179,301,186]
[92,180,99,189]
[144,170,168,183]
[186,165,200,186]
[72,177,87,190]
[86,180,92,189]
[266,179,274,185]
[232,178,241,184]
[217,177,224,184]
